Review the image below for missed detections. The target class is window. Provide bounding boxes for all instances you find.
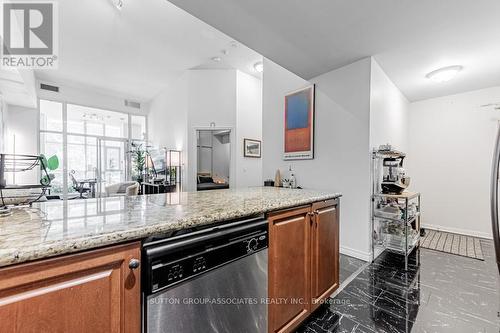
[131,115,146,141]
[67,135,97,183]
[40,100,63,132]
[66,104,129,138]
[39,131,64,194]
[39,100,147,197]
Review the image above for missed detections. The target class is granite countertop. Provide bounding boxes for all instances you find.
[0,187,341,268]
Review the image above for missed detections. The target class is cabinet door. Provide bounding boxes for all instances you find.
[311,200,339,312]
[268,206,311,333]
[0,242,141,333]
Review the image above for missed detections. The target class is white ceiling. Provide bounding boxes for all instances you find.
[167,0,500,102]
[34,0,262,102]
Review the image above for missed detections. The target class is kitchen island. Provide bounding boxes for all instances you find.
[0,187,341,333]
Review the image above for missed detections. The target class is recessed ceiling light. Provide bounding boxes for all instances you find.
[110,0,124,10]
[211,56,222,62]
[426,65,463,83]
[254,61,263,73]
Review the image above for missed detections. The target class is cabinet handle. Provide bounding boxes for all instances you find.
[307,212,314,225]
[129,258,140,270]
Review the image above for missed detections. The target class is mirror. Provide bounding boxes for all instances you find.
[196,130,231,191]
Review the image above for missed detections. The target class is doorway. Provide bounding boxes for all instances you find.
[96,138,128,196]
[67,136,128,198]
[196,129,231,191]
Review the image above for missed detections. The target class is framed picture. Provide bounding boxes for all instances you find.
[284,84,315,160]
[243,139,261,158]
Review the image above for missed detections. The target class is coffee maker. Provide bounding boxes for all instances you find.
[376,145,410,194]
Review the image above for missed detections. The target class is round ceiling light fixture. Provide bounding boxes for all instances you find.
[211,56,222,62]
[426,65,463,83]
[110,0,124,10]
[254,61,263,73]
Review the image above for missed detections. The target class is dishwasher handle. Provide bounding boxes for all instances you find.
[144,219,268,259]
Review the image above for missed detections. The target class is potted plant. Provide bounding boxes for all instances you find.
[129,142,146,183]
[40,154,59,186]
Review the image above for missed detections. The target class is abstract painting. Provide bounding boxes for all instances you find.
[284,85,315,160]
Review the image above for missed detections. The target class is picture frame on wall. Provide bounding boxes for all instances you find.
[284,84,315,160]
[243,139,261,158]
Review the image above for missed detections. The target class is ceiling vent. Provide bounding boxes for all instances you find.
[40,83,59,92]
[125,100,141,109]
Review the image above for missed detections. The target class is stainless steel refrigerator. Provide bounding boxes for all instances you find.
[490,124,500,274]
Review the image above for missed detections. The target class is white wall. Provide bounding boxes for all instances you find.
[148,74,188,151]
[186,70,237,191]
[148,73,189,187]
[236,71,263,187]
[3,105,38,156]
[370,59,410,152]
[2,102,39,158]
[408,86,500,238]
[0,99,7,152]
[262,57,373,260]
[37,80,148,116]
[3,104,39,184]
[148,69,263,191]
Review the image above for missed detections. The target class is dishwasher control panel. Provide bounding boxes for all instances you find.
[192,256,207,272]
[245,234,267,253]
[149,230,267,293]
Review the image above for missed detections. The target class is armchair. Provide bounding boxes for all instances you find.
[105,181,139,197]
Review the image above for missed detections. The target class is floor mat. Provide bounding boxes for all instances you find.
[421,229,484,260]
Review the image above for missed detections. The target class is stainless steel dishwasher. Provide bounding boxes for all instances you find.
[142,216,268,333]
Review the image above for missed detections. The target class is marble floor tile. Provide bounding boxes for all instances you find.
[295,306,341,333]
[329,291,416,333]
[297,239,500,333]
[340,254,367,284]
[341,279,384,304]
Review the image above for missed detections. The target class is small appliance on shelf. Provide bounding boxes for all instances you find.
[375,145,410,195]
[0,154,54,217]
[371,145,421,270]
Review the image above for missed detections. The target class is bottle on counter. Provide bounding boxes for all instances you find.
[287,165,297,189]
[290,172,297,189]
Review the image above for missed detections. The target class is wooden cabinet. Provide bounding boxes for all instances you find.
[268,199,339,333]
[311,200,339,312]
[268,206,312,333]
[0,242,141,333]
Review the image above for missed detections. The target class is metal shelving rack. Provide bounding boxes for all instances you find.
[371,150,421,270]
[0,154,51,215]
[372,192,421,270]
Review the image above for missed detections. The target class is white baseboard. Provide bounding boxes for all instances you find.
[340,246,370,261]
[422,223,492,240]
[372,246,385,261]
